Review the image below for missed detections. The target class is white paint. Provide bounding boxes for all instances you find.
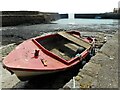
[73,77,76,88]
[15,46,20,50]
[13,69,61,77]
[25,59,28,61]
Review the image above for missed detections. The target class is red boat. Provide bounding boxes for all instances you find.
[3,31,95,81]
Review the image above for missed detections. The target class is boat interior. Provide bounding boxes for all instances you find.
[37,33,86,61]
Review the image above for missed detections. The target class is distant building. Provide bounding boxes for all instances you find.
[118,1,120,13]
[113,1,120,13]
[118,1,120,8]
[113,8,120,13]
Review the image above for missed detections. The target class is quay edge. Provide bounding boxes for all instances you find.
[64,31,118,88]
[1,11,60,26]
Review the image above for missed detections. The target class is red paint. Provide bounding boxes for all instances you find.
[2,30,94,79]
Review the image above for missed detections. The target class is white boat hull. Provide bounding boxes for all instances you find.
[10,69,66,81]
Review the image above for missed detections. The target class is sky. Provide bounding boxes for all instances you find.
[1,0,120,13]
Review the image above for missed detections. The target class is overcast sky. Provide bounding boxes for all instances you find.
[1,0,120,13]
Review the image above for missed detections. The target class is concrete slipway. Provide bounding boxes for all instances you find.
[64,31,118,88]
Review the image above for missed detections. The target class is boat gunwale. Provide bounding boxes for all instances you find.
[32,31,91,65]
[2,31,94,74]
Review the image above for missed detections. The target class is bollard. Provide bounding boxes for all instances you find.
[34,49,39,58]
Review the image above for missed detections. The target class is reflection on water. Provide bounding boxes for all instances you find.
[52,19,119,25]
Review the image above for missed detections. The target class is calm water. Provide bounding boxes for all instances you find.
[1,19,119,32]
[52,18,119,25]
[1,18,119,45]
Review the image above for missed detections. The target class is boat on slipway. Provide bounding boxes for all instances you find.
[3,30,95,81]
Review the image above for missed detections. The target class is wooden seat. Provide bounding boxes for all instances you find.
[58,31,91,49]
[64,43,79,52]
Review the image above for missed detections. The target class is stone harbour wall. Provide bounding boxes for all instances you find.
[75,13,120,19]
[1,11,60,26]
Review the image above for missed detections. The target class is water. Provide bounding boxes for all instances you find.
[1,18,119,45]
[52,18,119,25]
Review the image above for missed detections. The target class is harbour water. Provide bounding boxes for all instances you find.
[52,18,119,25]
[1,18,119,31]
[1,18,119,45]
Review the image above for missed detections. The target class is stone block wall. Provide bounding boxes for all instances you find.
[1,11,60,26]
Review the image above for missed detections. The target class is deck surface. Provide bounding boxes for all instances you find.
[43,39,80,60]
[58,31,91,49]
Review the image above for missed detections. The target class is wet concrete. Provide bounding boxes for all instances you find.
[64,31,118,88]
